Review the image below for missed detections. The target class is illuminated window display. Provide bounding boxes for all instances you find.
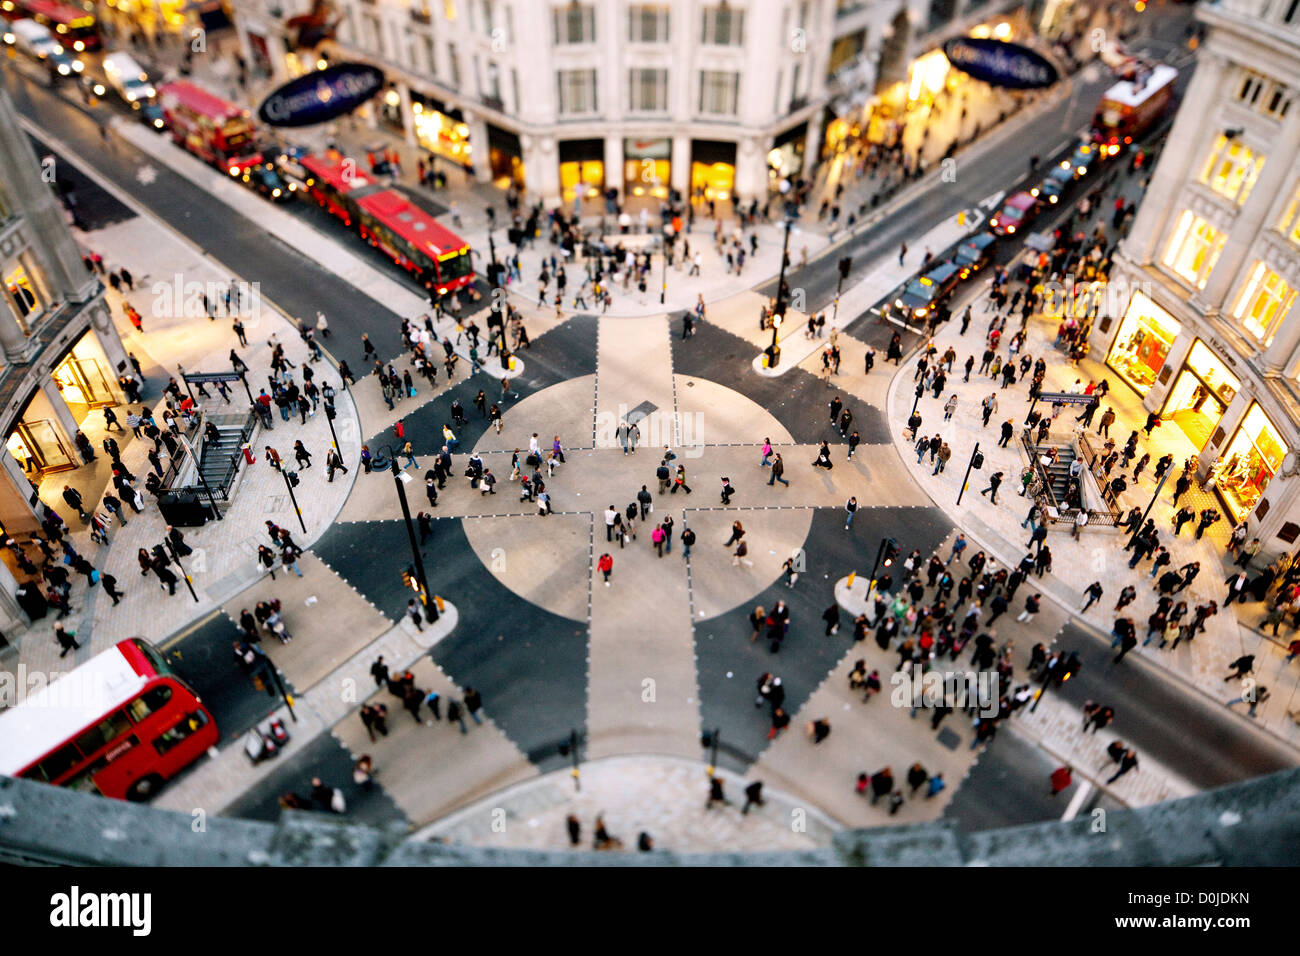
[1213,403,1288,522]
[1106,292,1181,394]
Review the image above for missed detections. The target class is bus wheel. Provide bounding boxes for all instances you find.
[127,775,164,801]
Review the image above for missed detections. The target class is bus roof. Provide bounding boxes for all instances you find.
[300,153,380,194]
[22,0,93,23]
[158,80,247,122]
[356,189,468,258]
[0,640,148,776]
[1101,64,1177,108]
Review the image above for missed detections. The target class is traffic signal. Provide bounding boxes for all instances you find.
[972,450,985,470]
[700,730,714,749]
[401,567,415,590]
[838,256,852,280]
[882,538,900,567]
[324,401,336,421]
[285,470,300,487]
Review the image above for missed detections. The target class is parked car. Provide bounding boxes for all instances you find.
[953,233,997,279]
[990,191,1039,237]
[894,262,961,320]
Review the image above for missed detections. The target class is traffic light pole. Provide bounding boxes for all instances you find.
[956,442,981,506]
[279,465,307,534]
[389,451,437,621]
[162,538,199,603]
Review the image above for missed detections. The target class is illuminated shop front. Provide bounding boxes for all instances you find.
[53,333,118,412]
[558,139,604,204]
[767,122,807,189]
[1161,340,1239,450]
[1106,291,1181,395]
[690,139,735,202]
[487,124,524,189]
[1212,403,1288,522]
[623,137,670,200]
[408,94,473,168]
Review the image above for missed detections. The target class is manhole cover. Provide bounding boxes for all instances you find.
[936,727,962,751]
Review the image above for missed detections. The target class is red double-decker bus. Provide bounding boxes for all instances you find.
[300,153,475,296]
[0,638,218,801]
[158,80,263,173]
[13,0,99,51]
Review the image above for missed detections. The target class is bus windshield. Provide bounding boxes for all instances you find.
[439,249,474,282]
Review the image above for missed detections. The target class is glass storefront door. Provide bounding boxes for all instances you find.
[1213,403,1288,522]
[53,355,116,410]
[7,421,75,477]
[1106,292,1181,395]
[1161,340,1240,449]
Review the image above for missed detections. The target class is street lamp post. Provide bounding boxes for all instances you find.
[385,445,437,622]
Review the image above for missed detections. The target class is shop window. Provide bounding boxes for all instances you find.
[629,5,669,42]
[1232,261,1295,344]
[1162,211,1225,289]
[1276,182,1300,248]
[1106,291,1181,395]
[556,70,598,115]
[1200,134,1265,206]
[553,4,596,44]
[5,262,44,329]
[628,68,669,114]
[1213,402,1288,522]
[444,0,456,21]
[701,5,744,46]
[7,422,75,476]
[690,161,734,202]
[698,70,740,115]
[559,161,603,204]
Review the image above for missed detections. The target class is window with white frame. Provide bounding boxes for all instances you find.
[1263,83,1293,119]
[448,42,461,86]
[1279,183,1300,246]
[556,69,598,114]
[1233,262,1296,343]
[421,35,437,76]
[363,12,383,54]
[554,4,596,44]
[1238,70,1266,107]
[486,61,502,100]
[1163,211,1226,289]
[629,5,669,42]
[701,5,745,45]
[1200,133,1265,206]
[628,68,669,113]
[698,70,740,114]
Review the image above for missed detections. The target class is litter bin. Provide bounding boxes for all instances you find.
[158,491,209,527]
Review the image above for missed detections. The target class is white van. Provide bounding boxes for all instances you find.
[4,19,83,76]
[102,51,155,103]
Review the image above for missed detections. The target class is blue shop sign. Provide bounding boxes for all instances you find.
[258,64,386,128]
[941,38,1059,90]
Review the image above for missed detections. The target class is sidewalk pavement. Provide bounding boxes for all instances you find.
[11,145,363,683]
[876,250,1300,749]
[413,755,836,853]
